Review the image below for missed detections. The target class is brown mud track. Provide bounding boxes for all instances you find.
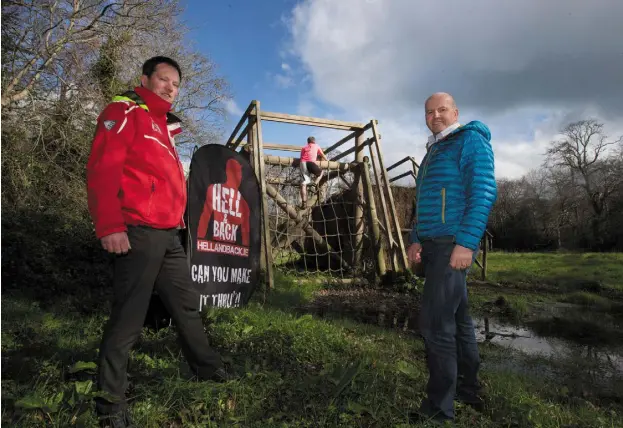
[295,286,539,333]
[296,288,422,332]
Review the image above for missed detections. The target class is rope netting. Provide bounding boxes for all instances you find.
[264,157,376,281]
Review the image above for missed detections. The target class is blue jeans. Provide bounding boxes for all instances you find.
[418,236,481,420]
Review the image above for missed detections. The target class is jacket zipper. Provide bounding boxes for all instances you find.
[148,179,155,216]
[169,135,186,226]
[415,145,438,236]
[441,187,446,223]
[163,127,186,227]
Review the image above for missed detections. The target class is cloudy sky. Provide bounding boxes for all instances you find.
[184,0,623,182]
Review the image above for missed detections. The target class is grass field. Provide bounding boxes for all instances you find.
[478,252,623,293]
[2,252,623,427]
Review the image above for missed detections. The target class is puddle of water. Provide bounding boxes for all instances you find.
[474,317,623,375]
[302,291,623,379]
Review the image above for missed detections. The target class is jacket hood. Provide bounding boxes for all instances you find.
[453,120,491,142]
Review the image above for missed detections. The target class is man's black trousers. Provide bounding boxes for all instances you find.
[96,225,222,415]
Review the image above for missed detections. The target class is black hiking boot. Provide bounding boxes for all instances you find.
[408,410,452,425]
[200,367,238,383]
[211,367,238,382]
[455,392,485,412]
[98,410,134,428]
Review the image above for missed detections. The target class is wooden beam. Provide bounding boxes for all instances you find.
[264,155,358,172]
[230,120,251,150]
[238,142,332,153]
[272,189,324,249]
[323,122,373,155]
[389,171,416,183]
[259,111,365,130]
[387,156,420,172]
[226,101,255,146]
[330,137,373,162]
[253,102,274,290]
[367,135,395,258]
[370,120,409,271]
[353,131,365,269]
[362,156,386,277]
[262,143,303,152]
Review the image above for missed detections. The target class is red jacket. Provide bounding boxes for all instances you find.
[86,86,186,239]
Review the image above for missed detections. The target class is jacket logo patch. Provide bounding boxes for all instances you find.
[103,120,116,130]
[152,121,162,134]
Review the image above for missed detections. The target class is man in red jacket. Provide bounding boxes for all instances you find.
[87,56,231,428]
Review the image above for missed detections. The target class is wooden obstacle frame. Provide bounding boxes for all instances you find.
[225,100,409,289]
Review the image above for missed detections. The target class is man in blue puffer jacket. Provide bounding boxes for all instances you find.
[407,92,497,422]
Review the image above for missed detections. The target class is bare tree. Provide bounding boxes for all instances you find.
[1,0,174,107]
[489,178,524,229]
[543,167,582,248]
[1,0,230,213]
[545,120,623,245]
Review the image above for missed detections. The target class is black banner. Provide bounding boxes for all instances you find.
[185,144,261,310]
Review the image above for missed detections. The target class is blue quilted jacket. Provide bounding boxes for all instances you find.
[410,120,497,251]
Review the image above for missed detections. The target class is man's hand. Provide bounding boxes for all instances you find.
[407,243,422,264]
[101,231,131,254]
[449,244,473,270]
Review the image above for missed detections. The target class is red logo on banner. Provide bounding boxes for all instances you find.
[197,159,250,256]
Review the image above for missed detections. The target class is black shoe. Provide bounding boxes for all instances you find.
[408,410,452,425]
[456,393,485,412]
[204,367,238,383]
[98,410,134,428]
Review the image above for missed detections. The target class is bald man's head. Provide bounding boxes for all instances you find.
[425,92,456,109]
[424,92,459,135]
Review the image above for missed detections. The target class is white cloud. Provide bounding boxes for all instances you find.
[297,98,315,116]
[274,74,295,89]
[222,98,242,117]
[282,0,623,180]
[271,61,298,89]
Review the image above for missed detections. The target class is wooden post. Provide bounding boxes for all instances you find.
[362,156,386,277]
[367,136,395,271]
[251,101,274,290]
[248,115,264,272]
[352,131,365,268]
[481,234,488,280]
[411,157,418,182]
[370,120,409,271]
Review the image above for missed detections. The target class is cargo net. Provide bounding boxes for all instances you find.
[265,159,376,281]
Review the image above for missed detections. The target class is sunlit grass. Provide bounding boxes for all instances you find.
[2,252,623,427]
